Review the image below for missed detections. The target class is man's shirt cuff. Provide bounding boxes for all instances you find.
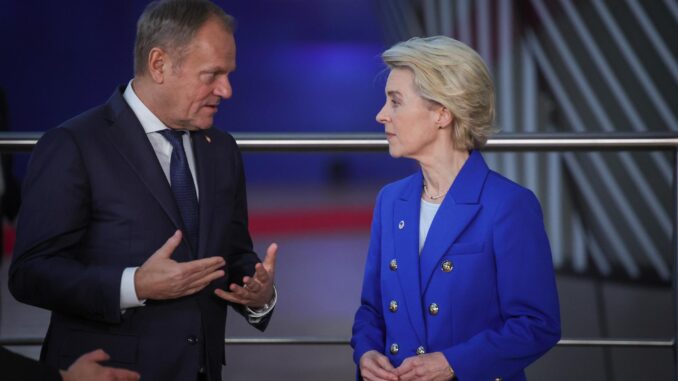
[120,267,146,310]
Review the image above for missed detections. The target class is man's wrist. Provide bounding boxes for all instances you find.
[246,285,277,316]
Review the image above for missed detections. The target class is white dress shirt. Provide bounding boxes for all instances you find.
[119,81,275,319]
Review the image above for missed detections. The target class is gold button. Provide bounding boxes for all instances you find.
[389,300,398,312]
[429,303,439,315]
[389,259,398,271]
[416,346,425,355]
[390,343,399,354]
[441,260,454,272]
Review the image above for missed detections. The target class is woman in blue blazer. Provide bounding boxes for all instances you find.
[351,36,561,381]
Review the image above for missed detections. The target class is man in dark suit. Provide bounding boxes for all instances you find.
[8,1,277,380]
[1,346,140,381]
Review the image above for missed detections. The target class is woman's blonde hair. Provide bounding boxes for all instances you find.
[382,36,495,149]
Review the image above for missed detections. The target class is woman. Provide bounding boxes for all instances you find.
[351,36,560,381]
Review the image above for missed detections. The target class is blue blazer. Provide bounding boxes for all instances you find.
[9,87,269,381]
[351,151,560,381]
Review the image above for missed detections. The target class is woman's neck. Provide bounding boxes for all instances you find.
[419,148,469,203]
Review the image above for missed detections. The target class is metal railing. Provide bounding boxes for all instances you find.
[1,133,676,359]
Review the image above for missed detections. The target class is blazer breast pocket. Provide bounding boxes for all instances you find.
[448,241,485,255]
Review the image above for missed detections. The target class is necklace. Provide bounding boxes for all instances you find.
[423,184,446,200]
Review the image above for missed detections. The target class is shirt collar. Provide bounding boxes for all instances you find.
[122,79,170,134]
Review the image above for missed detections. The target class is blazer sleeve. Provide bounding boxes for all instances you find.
[8,128,125,324]
[351,189,386,365]
[221,138,272,331]
[443,189,561,380]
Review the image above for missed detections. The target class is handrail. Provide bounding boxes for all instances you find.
[0,132,676,152]
[0,337,673,348]
[0,132,675,361]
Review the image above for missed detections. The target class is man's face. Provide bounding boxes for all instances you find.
[160,17,236,131]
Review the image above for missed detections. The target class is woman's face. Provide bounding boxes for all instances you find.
[376,68,442,160]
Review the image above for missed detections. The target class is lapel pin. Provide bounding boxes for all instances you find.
[205,135,212,143]
[398,220,405,230]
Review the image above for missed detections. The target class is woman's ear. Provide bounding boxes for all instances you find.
[436,106,453,129]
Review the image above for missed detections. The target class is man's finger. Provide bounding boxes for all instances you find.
[185,270,225,292]
[250,265,270,285]
[151,230,182,259]
[214,288,246,304]
[180,256,226,278]
[263,243,278,271]
[229,283,252,298]
[242,276,261,293]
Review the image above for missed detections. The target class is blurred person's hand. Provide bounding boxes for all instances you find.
[60,349,140,381]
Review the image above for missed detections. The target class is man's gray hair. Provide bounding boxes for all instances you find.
[134,0,235,75]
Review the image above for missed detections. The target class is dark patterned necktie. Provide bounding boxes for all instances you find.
[158,129,199,256]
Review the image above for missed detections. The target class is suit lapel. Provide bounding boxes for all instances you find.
[103,88,184,235]
[192,130,215,260]
[419,150,489,294]
[393,172,426,345]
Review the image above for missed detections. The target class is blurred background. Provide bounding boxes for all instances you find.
[0,0,676,380]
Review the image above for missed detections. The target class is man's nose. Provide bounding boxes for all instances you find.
[214,76,232,99]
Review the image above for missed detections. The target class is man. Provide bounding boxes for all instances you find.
[1,347,140,381]
[8,1,277,380]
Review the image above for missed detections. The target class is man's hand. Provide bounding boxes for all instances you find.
[395,352,454,381]
[359,350,398,381]
[214,242,277,308]
[60,349,140,381]
[135,230,225,300]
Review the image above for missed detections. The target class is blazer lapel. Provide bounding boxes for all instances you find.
[419,150,489,294]
[191,129,215,260]
[103,88,184,235]
[393,171,426,345]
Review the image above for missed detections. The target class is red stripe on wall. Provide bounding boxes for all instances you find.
[1,207,374,257]
[248,207,373,236]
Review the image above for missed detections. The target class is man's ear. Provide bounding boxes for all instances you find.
[147,47,169,84]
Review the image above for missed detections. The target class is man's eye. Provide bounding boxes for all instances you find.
[202,73,216,82]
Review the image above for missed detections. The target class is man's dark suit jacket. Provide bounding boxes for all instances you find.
[8,87,270,381]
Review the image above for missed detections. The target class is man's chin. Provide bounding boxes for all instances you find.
[190,118,215,130]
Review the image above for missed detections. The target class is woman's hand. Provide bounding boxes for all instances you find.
[395,352,454,381]
[360,350,399,381]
